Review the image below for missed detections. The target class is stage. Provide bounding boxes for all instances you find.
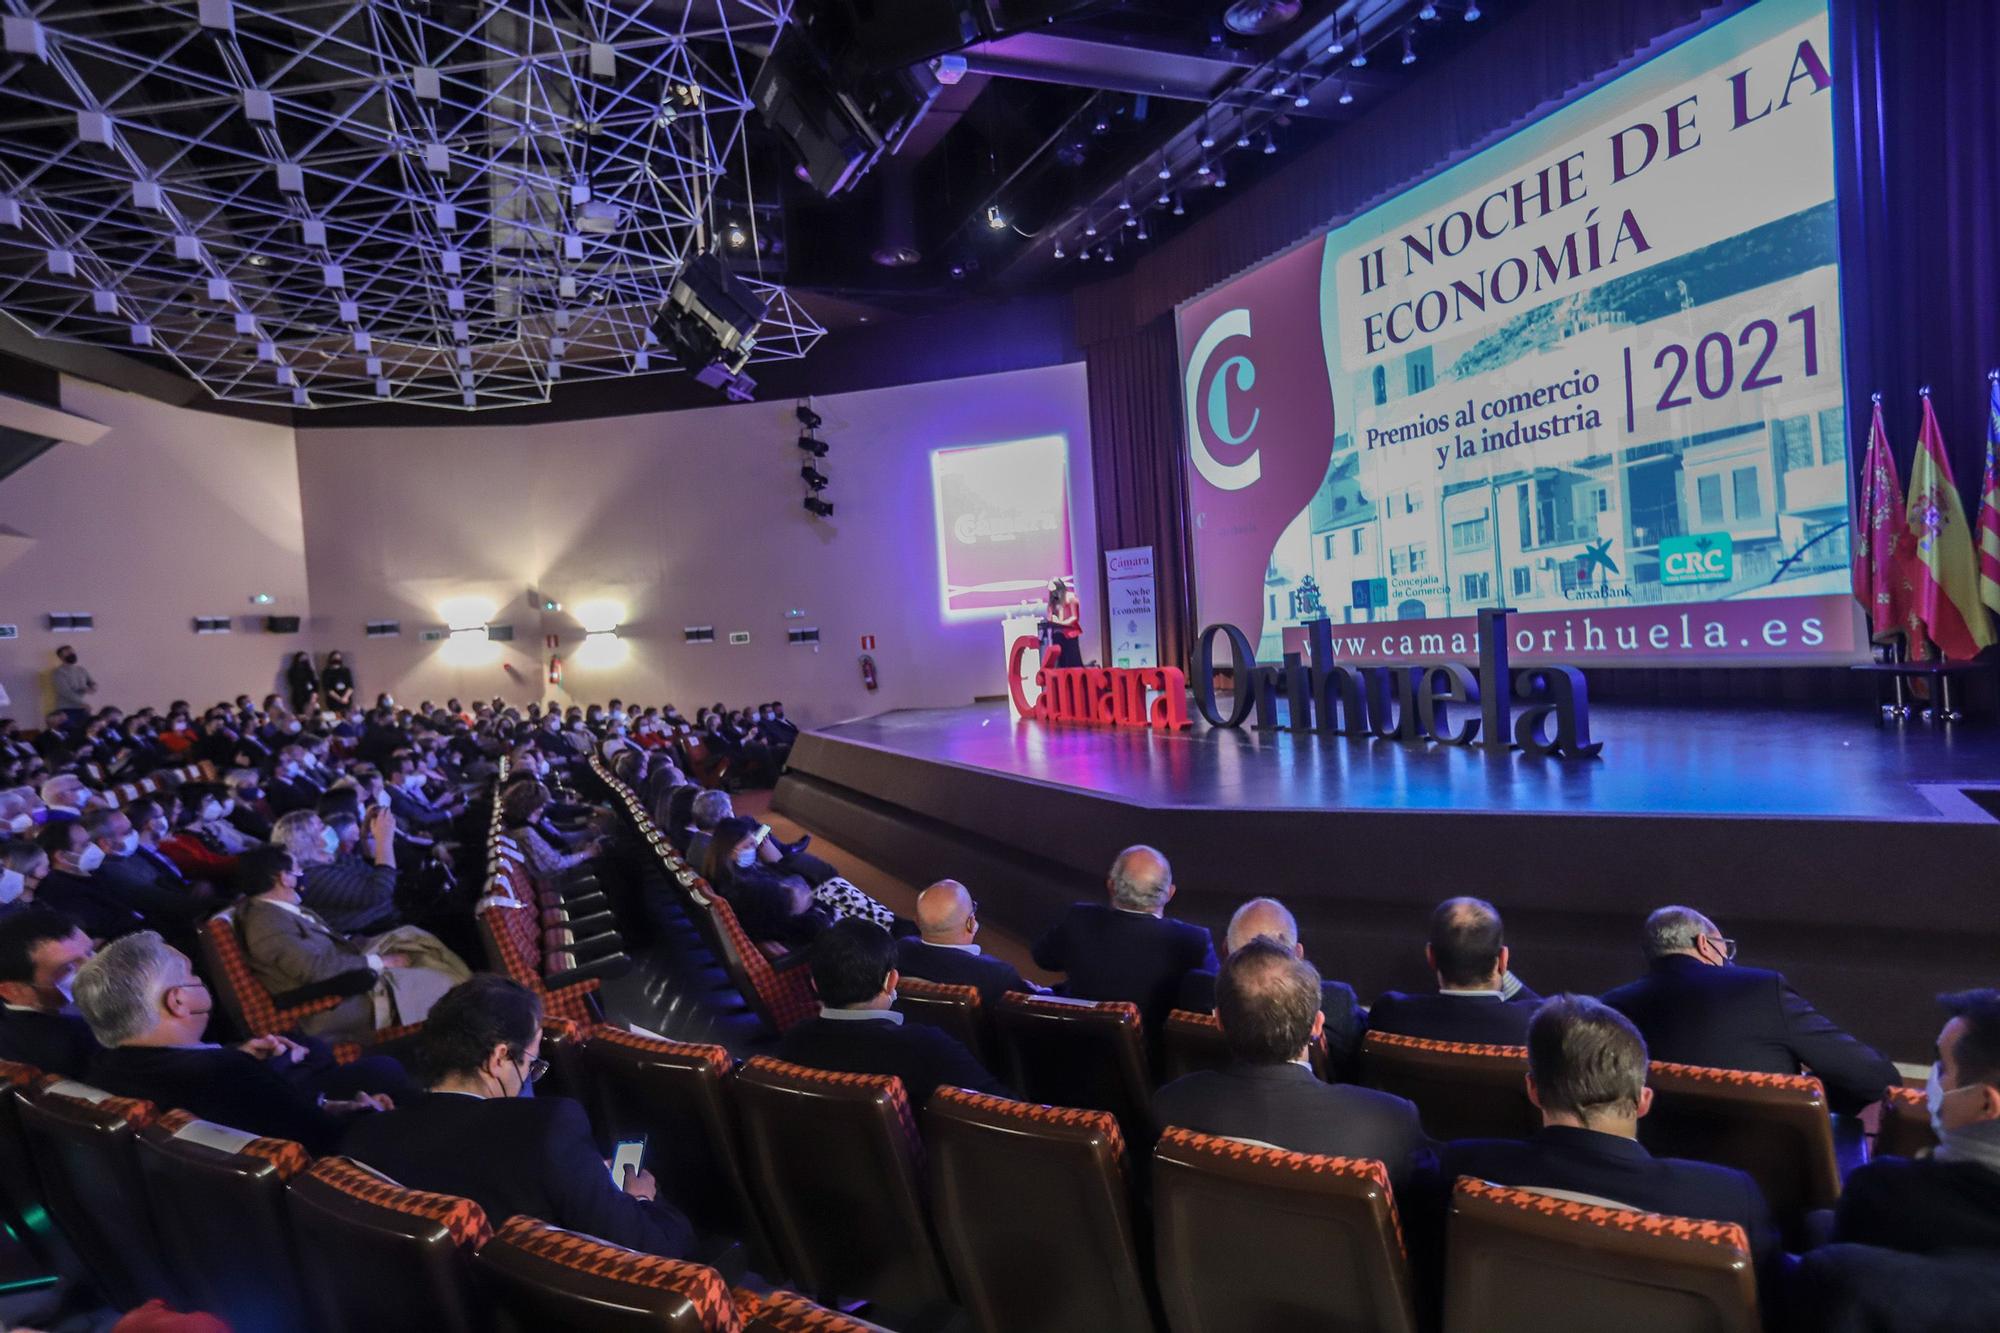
[772,699,2000,1061]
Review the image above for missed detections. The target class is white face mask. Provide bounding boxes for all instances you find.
[200,799,223,822]
[0,868,23,905]
[286,720,302,734]
[322,826,341,855]
[733,843,757,869]
[7,814,30,833]
[76,843,105,873]
[375,789,393,810]
[171,720,187,732]
[116,831,139,856]
[219,797,236,816]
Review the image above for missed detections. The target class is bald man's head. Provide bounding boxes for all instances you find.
[1108,845,1173,914]
[916,879,978,944]
[1226,897,1301,955]
[1428,896,1508,990]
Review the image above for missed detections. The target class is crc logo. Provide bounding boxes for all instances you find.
[1659,532,1734,586]
[1184,307,1262,492]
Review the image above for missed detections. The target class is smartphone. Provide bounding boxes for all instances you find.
[610,1136,647,1187]
[753,822,771,846]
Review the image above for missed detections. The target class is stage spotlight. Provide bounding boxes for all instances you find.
[801,464,829,490]
[803,496,834,518]
[798,433,828,457]
[796,403,823,430]
[726,222,748,247]
[985,204,1007,230]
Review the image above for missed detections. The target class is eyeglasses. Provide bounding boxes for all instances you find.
[1706,935,1738,962]
[523,1057,550,1085]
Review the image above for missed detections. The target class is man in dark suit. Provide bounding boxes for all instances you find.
[778,917,1009,1108]
[1369,897,1540,1045]
[344,975,697,1259]
[1032,845,1217,1028]
[384,753,456,840]
[82,808,210,935]
[0,907,98,1076]
[1179,897,1365,1080]
[1154,938,1431,1192]
[72,931,406,1155]
[267,746,328,817]
[1601,905,1897,1115]
[1430,994,1780,1275]
[34,817,146,943]
[1833,988,2000,1256]
[894,879,1040,1008]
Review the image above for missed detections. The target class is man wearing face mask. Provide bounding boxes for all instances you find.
[1602,906,1898,1115]
[75,931,404,1156]
[34,817,145,942]
[0,908,97,1075]
[48,647,95,726]
[342,975,699,1260]
[0,840,49,916]
[83,807,212,933]
[38,774,91,826]
[384,753,456,841]
[274,807,399,935]
[1833,989,2000,1255]
[123,798,206,898]
[269,744,328,817]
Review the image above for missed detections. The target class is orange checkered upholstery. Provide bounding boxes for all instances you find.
[0,1058,39,1088]
[477,902,600,1024]
[487,1216,742,1330]
[1366,1031,1528,1060]
[1876,1083,1939,1159]
[152,1108,313,1179]
[33,1075,155,1128]
[1359,1029,1537,1142]
[1006,994,1141,1027]
[199,911,343,1037]
[303,1156,493,1250]
[931,1086,1127,1166]
[744,1057,921,1160]
[704,894,817,1033]
[1455,1177,1749,1250]
[735,1288,892,1331]
[1160,1126,1402,1253]
[1649,1061,1825,1097]
[589,1023,734,1076]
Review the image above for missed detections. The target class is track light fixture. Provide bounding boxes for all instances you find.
[803,497,834,518]
[800,464,828,491]
[1403,27,1418,64]
[796,403,823,430]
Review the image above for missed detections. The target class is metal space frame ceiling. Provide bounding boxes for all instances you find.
[0,0,824,411]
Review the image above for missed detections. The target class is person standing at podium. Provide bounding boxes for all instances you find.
[1047,576,1084,669]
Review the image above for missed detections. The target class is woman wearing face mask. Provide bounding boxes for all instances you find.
[319,653,355,710]
[273,807,400,934]
[286,651,320,715]
[158,785,245,885]
[500,781,606,881]
[699,816,828,947]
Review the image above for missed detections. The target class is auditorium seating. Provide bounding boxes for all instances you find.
[1152,1127,1416,1333]
[474,1215,741,1333]
[16,1076,183,1310]
[893,978,989,1063]
[1358,1031,1538,1142]
[287,1155,493,1333]
[1640,1061,1841,1247]
[732,1057,955,1322]
[1441,1177,1759,1333]
[581,1024,780,1271]
[0,1058,62,1268]
[924,1087,1156,1333]
[134,1108,315,1331]
[1875,1082,1939,1159]
[991,994,1153,1141]
[736,1288,896,1331]
[1159,1009,1232,1082]
[198,908,380,1043]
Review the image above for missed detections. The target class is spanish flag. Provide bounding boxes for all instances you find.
[1977,371,2000,622]
[1904,390,1996,661]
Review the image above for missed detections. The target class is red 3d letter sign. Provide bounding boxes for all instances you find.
[1007,636,1191,730]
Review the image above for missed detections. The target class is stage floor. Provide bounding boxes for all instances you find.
[810,699,2000,823]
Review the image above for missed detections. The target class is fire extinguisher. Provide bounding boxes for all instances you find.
[859,653,878,692]
[547,655,563,687]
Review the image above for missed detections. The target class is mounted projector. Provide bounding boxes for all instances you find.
[752,22,939,197]
[653,251,771,386]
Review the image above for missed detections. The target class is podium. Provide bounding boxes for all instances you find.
[1002,615,1044,720]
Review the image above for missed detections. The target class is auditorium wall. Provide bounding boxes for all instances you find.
[0,376,311,717]
[293,361,1098,726]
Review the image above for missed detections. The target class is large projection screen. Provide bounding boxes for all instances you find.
[1179,0,1859,666]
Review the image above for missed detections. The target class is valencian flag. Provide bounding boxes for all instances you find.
[1977,370,2000,623]
[1903,389,1996,661]
[1852,394,1914,643]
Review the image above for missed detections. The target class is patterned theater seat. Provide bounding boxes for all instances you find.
[287,1156,492,1333]
[892,978,988,1062]
[476,1215,742,1332]
[691,886,816,1034]
[991,994,1152,1141]
[1874,1082,1939,1159]
[1153,1126,1415,1333]
[1358,1030,1537,1141]
[1443,1177,1757,1333]
[733,1057,951,1321]
[924,1088,1154,1333]
[1641,1060,1840,1247]
[733,1288,896,1332]
[477,900,604,1025]
[136,1109,315,1330]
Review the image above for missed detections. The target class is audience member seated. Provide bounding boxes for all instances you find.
[500,779,605,881]
[36,816,146,942]
[894,879,1039,1007]
[776,918,1008,1108]
[1153,938,1431,1191]
[1179,896,1365,1079]
[74,931,406,1154]
[688,789,831,886]
[124,797,208,898]
[342,975,698,1259]
[267,744,328,816]
[159,786,242,885]
[0,907,98,1075]
[0,838,51,915]
[700,817,829,946]
[1032,845,1217,1028]
[1602,905,1897,1115]
[224,769,275,843]
[83,807,212,934]
[1427,994,1779,1276]
[1834,988,2000,1256]
[1369,897,1540,1045]
[235,845,471,1041]
[38,772,90,824]
[273,807,400,935]
[383,752,457,842]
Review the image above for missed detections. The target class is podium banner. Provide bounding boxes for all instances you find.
[1105,545,1159,669]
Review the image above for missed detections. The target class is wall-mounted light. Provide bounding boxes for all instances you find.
[574,627,627,668]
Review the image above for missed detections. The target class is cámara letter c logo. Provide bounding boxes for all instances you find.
[1185,307,1262,492]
